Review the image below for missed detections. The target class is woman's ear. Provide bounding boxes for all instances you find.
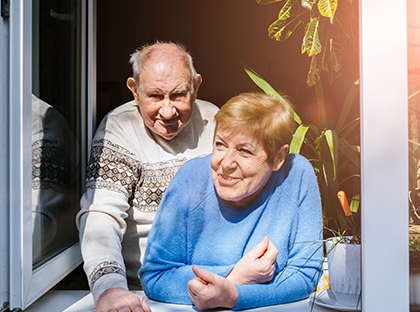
[273,144,289,171]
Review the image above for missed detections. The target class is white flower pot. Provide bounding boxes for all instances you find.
[326,236,361,296]
[411,267,420,308]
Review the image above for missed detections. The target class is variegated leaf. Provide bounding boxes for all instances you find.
[318,0,338,19]
[268,16,303,41]
[256,0,284,5]
[278,0,293,19]
[329,38,340,73]
[306,55,322,86]
[268,0,304,41]
[301,17,322,57]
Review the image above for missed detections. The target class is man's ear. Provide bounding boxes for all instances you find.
[273,144,289,171]
[193,74,203,95]
[126,77,138,101]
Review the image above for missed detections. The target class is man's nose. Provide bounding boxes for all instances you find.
[159,97,177,119]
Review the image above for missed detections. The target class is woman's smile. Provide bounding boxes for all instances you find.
[211,128,284,208]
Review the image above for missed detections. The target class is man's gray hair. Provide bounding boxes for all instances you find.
[129,41,198,93]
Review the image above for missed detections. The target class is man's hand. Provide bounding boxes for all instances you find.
[226,236,278,285]
[95,287,151,312]
[188,266,238,310]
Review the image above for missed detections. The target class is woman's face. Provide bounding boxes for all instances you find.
[211,127,286,208]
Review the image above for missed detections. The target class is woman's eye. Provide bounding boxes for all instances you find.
[239,148,252,155]
[214,141,225,148]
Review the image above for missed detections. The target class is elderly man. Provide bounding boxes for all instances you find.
[77,41,219,311]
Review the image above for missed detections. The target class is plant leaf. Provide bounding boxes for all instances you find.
[315,79,327,130]
[350,194,360,213]
[256,0,283,5]
[306,54,323,86]
[335,79,359,132]
[338,138,360,168]
[324,129,339,180]
[242,63,302,124]
[290,124,311,153]
[268,0,305,42]
[301,17,322,57]
[318,0,338,19]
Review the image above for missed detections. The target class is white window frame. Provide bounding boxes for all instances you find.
[8,0,93,310]
[360,0,410,310]
[0,2,10,310]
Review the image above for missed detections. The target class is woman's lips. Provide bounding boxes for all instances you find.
[218,174,239,186]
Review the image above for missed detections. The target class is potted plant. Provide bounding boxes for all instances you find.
[409,88,420,309]
[410,226,420,309]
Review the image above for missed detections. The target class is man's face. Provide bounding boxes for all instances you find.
[129,58,200,140]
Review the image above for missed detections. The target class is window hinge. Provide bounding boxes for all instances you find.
[1,0,9,18]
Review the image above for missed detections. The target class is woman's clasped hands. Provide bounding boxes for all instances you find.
[187,236,278,310]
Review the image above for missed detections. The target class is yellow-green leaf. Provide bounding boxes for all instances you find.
[318,0,338,19]
[324,129,339,180]
[242,64,302,124]
[306,55,322,86]
[268,0,304,42]
[350,194,360,213]
[278,0,293,20]
[290,124,310,153]
[301,17,322,57]
[256,0,283,5]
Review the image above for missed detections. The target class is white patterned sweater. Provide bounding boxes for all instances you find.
[76,99,219,301]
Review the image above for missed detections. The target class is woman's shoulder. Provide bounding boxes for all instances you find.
[178,154,211,174]
[281,153,316,179]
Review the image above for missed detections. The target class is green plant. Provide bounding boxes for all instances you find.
[243,64,360,236]
[256,0,358,86]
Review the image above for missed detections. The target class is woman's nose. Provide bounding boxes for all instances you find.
[220,149,237,170]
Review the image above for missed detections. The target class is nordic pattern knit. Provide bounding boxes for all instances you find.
[140,153,323,310]
[76,99,219,301]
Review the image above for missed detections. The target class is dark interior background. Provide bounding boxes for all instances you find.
[96,0,359,129]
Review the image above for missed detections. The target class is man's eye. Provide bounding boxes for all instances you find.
[150,94,163,100]
[170,93,186,101]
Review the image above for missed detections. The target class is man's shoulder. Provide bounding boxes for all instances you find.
[96,101,140,131]
[106,100,138,118]
[194,99,220,114]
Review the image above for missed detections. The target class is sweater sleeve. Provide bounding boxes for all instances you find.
[233,156,324,310]
[76,137,141,301]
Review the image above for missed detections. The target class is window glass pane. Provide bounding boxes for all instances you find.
[408,0,420,309]
[32,0,82,268]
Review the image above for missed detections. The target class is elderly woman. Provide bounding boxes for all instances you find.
[139,92,323,310]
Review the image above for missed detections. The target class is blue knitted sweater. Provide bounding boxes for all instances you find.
[139,153,323,310]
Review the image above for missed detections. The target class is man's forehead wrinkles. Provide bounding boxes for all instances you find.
[140,83,189,94]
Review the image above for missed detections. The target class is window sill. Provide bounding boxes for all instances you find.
[22,290,339,312]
